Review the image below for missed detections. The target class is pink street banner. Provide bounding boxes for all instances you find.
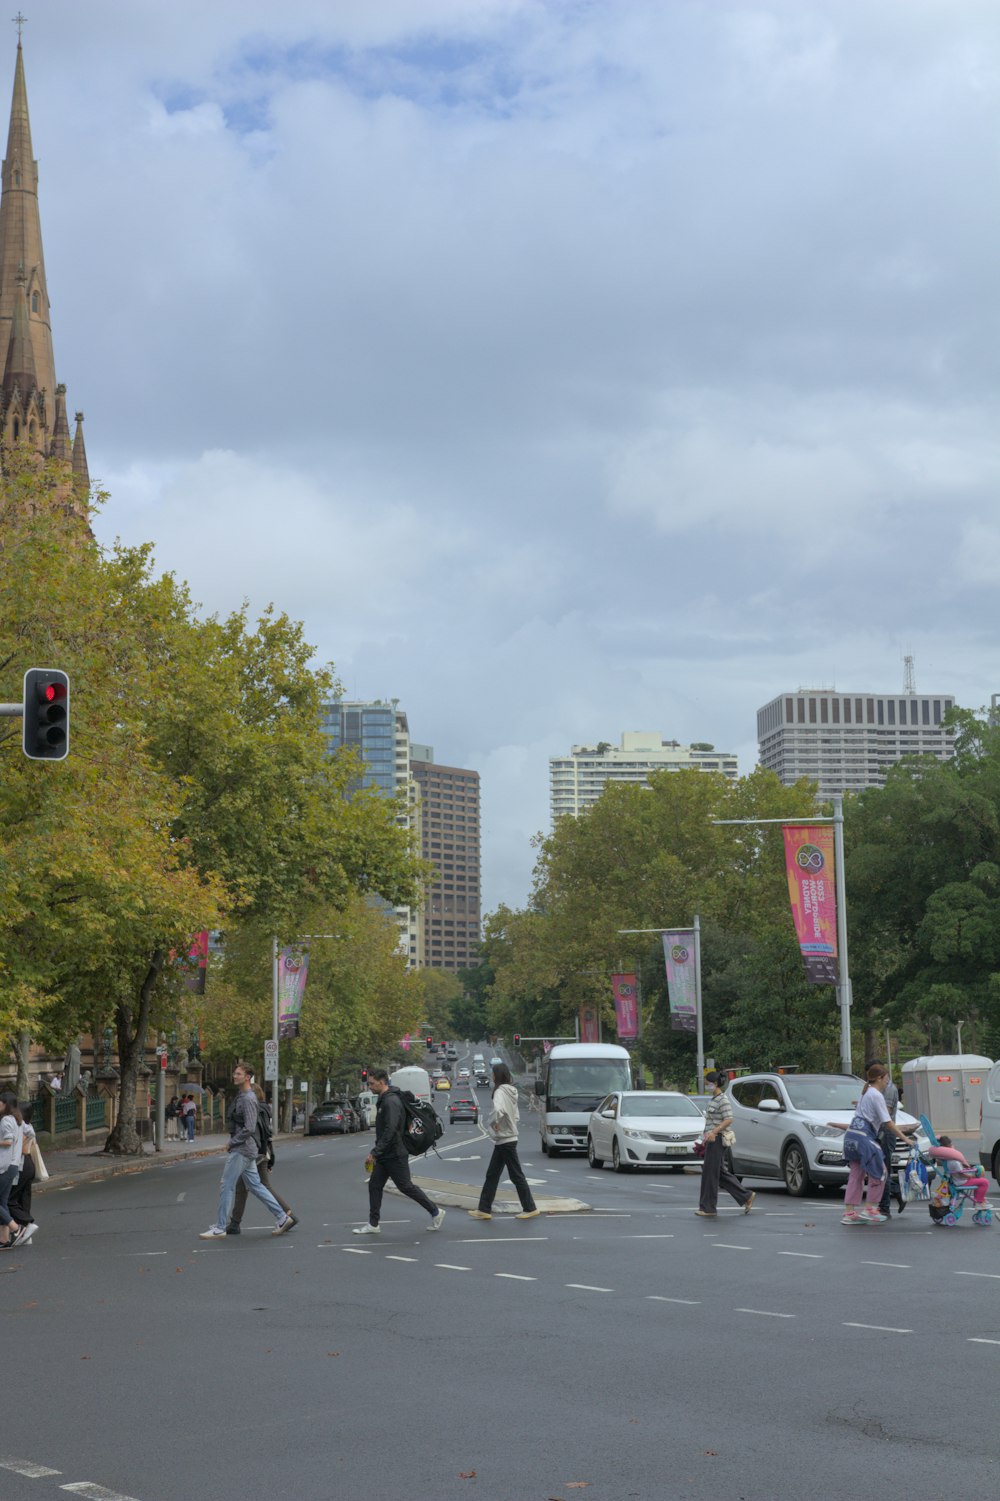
[183,931,209,995]
[611,973,639,1040]
[278,948,310,1039]
[578,1004,600,1044]
[782,826,839,985]
[661,932,697,1033]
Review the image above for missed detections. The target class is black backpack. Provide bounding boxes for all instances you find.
[254,1102,273,1159]
[399,1090,444,1157]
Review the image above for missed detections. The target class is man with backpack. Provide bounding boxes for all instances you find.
[353,1068,445,1236]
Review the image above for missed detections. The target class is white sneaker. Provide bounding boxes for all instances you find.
[352,1223,380,1236]
[17,1223,38,1244]
[428,1208,446,1231]
[199,1226,227,1239]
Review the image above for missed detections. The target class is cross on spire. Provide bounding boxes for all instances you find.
[12,12,25,43]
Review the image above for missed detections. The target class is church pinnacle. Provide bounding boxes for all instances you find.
[0,25,88,490]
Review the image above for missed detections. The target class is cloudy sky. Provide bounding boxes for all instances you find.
[20,0,1000,911]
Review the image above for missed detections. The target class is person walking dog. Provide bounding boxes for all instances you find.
[353,1069,445,1236]
[696,1071,754,1218]
[200,1064,294,1240]
[469,1064,539,1221]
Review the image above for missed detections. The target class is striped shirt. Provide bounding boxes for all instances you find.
[703,1093,733,1135]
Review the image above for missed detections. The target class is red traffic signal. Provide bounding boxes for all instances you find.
[23,668,70,760]
[513,1033,521,1047]
[360,1068,369,1085]
[426,1035,433,1047]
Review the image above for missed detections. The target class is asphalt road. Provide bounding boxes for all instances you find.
[3,1046,999,1501]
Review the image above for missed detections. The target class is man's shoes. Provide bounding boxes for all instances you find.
[468,1209,492,1220]
[17,1223,38,1245]
[272,1214,294,1236]
[516,1208,541,1220]
[199,1226,227,1239]
[694,1210,717,1218]
[743,1192,756,1215]
[352,1223,380,1236]
[282,1213,298,1232]
[895,1198,906,1215]
[428,1208,446,1231]
[225,1225,241,1235]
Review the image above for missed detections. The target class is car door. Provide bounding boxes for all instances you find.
[729,1081,762,1173]
[751,1082,789,1176]
[592,1094,617,1155]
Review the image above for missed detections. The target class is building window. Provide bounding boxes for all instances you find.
[844,699,851,724]
[31,291,38,313]
[797,698,805,723]
[922,699,930,724]
[820,699,828,723]
[933,700,941,723]
[911,699,919,725]
[887,700,895,725]
[831,699,840,724]
[877,699,884,724]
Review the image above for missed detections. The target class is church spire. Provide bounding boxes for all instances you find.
[72,409,89,492]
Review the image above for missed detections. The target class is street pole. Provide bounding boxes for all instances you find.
[693,913,705,1086]
[272,935,279,1122]
[155,1047,165,1152]
[833,796,852,1075]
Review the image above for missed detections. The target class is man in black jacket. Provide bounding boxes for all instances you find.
[353,1069,445,1236]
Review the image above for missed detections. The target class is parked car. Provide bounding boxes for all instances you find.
[449,1096,479,1123]
[435,1076,451,1091]
[688,1094,713,1115]
[587,1091,705,1173]
[726,1073,926,1196]
[307,1100,355,1136]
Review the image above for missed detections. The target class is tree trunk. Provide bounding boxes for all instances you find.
[104,949,164,1155]
[15,1030,30,1099]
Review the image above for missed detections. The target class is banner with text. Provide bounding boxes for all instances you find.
[782,825,838,984]
[661,933,697,1032]
[278,948,310,1039]
[578,1003,600,1044]
[611,973,639,1040]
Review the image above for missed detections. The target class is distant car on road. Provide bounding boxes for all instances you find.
[307,1101,355,1136]
[587,1091,705,1173]
[458,1067,471,1079]
[435,1076,451,1091]
[449,1096,479,1123]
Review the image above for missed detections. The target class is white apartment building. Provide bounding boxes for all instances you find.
[550,733,738,823]
[757,690,956,797]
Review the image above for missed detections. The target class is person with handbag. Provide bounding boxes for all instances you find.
[0,1092,25,1249]
[8,1102,39,1245]
[696,1071,755,1218]
[468,1063,539,1222]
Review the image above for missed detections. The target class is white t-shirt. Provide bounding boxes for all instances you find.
[0,1116,24,1170]
[855,1087,890,1132]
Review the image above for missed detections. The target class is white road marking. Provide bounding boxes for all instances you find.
[455,1237,548,1244]
[628,1234,675,1239]
[778,1251,823,1259]
[713,1243,752,1251]
[60,1486,142,1500]
[175,1192,185,1203]
[495,1272,537,1281]
[544,1168,560,1174]
[386,1255,417,1262]
[735,1308,795,1319]
[308,1153,325,1158]
[566,1283,613,1293]
[342,1248,373,1255]
[843,1322,912,1334]
[435,1263,471,1271]
[647,1296,700,1305]
[126,1252,166,1257]
[861,1260,911,1269]
[969,1338,1000,1346]
[955,1270,1000,1280]
[0,1459,62,1478]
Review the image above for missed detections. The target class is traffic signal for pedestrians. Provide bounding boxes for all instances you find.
[513,1033,521,1047]
[23,668,69,760]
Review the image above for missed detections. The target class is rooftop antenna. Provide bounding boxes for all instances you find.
[903,654,916,695]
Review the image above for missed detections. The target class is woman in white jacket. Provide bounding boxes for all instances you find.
[469,1064,539,1221]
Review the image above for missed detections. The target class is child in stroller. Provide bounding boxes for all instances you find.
[922,1124,992,1227]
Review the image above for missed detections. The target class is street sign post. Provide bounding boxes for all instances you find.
[264,1038,278,1082]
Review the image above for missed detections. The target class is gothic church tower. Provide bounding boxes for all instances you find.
[0,33,88,489]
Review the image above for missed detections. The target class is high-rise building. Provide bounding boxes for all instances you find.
[412,752,481,973]
[549,732,738,823]
[757,689,956,797]
[0,36,88,484]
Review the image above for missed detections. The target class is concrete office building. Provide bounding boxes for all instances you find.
[757,690,956,797]
[549,732,738,823]
[412,749,481,973]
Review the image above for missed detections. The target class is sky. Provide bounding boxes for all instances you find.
[18,0,1000,913]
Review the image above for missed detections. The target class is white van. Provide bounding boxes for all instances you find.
[978,1061,1000,1185]
[535,1042,632,1155]
[389,1066,432,1105]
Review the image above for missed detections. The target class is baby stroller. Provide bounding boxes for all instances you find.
[917,1114,993,1228]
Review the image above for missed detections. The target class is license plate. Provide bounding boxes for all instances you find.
[660,1146,687,1155]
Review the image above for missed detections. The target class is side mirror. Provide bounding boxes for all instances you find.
[757,1098,782,1113]
[534,1079,544,1096]
[601,1108,616,1119]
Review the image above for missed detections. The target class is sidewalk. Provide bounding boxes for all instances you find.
[34,1133,298,1196]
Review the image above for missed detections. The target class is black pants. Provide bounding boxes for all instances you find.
[878,1131,904,1216]
[698,1137,751,1213]
[368,1151,437,1226]
[9,1155,34,1226]
[478,1141,536,1213]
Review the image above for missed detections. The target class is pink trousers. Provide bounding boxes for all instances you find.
[846,1161,883,1206]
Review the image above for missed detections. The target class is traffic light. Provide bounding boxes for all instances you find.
[23,668,69,760]
[513,1033,521,1047]
[426,1035,433,1048]
[360,1068,369,1086]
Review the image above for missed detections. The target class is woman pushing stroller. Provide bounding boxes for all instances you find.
[841,1062,914,1225]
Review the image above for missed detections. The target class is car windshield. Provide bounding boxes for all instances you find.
[547,1059,631,1111]
[620,1095,702,1118]
[783,1079,861,1111]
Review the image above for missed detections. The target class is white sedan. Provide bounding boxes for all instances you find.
[587,1091,706,1173]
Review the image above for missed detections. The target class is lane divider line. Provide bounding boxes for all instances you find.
[0,1458,62,1478]
[566,1283,613,1292]
[955,1270,1000,1280]
[647,1296,700,1305]
[495,1273,537,1281]
[60,1485,142,1500]
[843,1322,912,1334]
[712,1243,752,1251]
[968,1338,1000,1346]
[861,1260,911,1269]
[778,1251,823,1259]
[435,1264,471,1271]
[385,1255,417,1263]
[341,1248,372,1255]
[735,1308,795,1319]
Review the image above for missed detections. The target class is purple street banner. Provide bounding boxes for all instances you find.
[611,973,639,1040]
[579,1004,600,1044]
[661,932,697,1033]
[782,825,839,985]
[278,947,310,1039]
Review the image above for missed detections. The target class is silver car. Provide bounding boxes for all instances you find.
[587,1091,705,1173]
[727,1072,924,1196]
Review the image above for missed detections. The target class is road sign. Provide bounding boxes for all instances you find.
[264,1038,278,1082]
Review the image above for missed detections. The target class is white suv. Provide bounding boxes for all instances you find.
[727,1073,924,1197]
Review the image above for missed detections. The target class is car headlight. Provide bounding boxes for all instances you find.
[622,1128,650,1140]
[806,1123,843,1139]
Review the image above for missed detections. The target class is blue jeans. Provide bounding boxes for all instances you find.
[213,1150,285,1231]
[186,1116,195,1141]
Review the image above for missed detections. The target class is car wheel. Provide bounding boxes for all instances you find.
[782,1141,810,1197]
[612,1138,632,1174]
[587,1136,604,1169]
[670,1164,685,1174]
[723,1147,741,1182]
[541,1136,549,1155]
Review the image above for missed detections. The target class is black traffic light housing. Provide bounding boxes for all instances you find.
[23,668,69,760]
[426,1035,433,1048]
[513,1033,521,1047]
[360,1068,369,1086]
